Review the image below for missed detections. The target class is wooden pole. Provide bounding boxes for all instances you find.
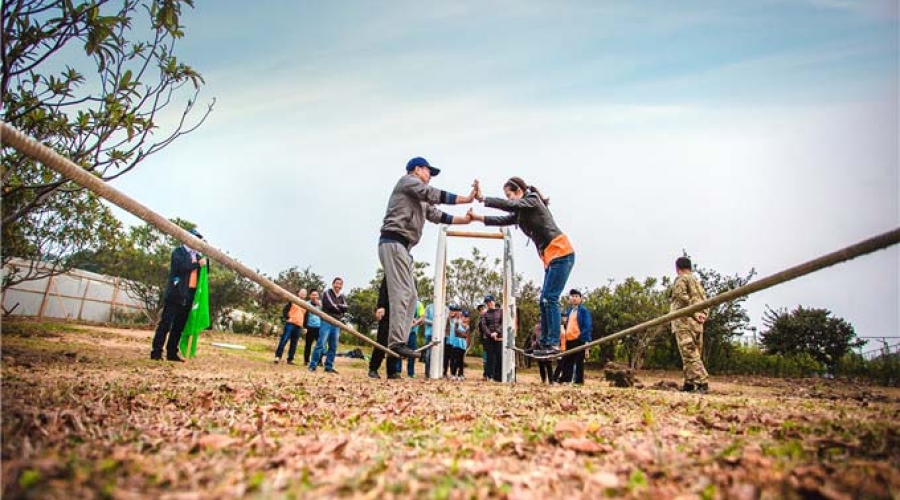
[0,121,399,358]
[558,227,900,359]
[446,230,505,240]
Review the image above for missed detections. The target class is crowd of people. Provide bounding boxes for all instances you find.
[151,156,712,393]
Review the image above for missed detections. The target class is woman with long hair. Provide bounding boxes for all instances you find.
[468,177,575,357]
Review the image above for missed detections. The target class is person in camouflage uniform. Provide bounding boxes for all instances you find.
[670,257,710,393]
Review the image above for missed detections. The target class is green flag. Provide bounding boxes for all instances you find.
[180,264,210,358]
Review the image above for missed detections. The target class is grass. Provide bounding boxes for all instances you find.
[1,319,898,499]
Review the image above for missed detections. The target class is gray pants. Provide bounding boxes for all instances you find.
[378,241,418,347]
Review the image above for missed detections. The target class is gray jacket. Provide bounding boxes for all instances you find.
[380,174,456,248]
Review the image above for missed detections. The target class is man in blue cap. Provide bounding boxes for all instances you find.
[151,228,208,362]
[378,157,479,360]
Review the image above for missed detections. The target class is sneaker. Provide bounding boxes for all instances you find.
[534,344,560,356]
[681,383,696,392]
[325,368,339,374]
[166,354,185,362]
[696,383,709,394]
[308,367,316,372]
[388,343,422,359]
[150,353,162,361]
[387,373,401,379]
[273,357,280,364]
[368,370,380,379]
[286,360,295,365]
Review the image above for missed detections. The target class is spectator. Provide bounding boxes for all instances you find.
[150,228,208,362]
[274,288,307,364]
[308,277,348,374]
[303,290,322,365]
[479,295,504,382]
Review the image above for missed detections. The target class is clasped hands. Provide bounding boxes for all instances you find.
[460,180,485,224]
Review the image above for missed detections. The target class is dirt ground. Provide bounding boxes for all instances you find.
[2,319,898,499]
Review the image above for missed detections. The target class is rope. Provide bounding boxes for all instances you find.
[555,226,900,359]
[1,121,399,358]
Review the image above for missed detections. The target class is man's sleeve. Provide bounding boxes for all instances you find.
[425,205,454,225]
[671,277,690,309]
[403,176,459,205]
[580,307,592,336]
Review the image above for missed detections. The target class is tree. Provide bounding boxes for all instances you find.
[68,217,196,322]
[206,264,255,328]
[445,248,504,311]
[761,306,863,374]
[256,266,327,323]
[2,0,213,291]
[345,275,381,338]
[584,277,669,370]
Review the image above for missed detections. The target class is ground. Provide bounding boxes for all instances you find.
[1,319,898,500]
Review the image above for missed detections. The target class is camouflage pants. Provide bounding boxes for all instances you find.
[674,327,708,384]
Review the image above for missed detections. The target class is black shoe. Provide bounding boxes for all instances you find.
[150,353,162,361]
[286,360,295,365]
[696,383,709,394]
[387,373,401,379]
[166,355,185,363]
[368,370,381,379]
[325,368,339,374]
[389,343,422,359]
[534,344,560,356]
[681,383,696,392]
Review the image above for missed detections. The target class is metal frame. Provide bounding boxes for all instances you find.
[429,227,518,382]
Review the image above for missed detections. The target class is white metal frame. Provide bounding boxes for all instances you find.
[429,227,518,382]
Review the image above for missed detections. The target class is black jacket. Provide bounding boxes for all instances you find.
[163,246,203,307]
[483,192,563,256]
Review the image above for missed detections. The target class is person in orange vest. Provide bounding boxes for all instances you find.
[150,228,208,362]
[556,289,592,384]
[274,288,308,364]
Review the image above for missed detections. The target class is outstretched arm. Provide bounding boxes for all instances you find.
[467,207,516,226]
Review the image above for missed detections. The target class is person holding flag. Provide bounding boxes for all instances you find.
[151,228,209,362]
[179,249,211,359]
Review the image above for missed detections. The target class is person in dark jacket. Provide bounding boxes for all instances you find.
[308,277,349,374]
[479,295,504,382]
[468,177,575,357]
[368,277,402,379]
[151,228,208,362]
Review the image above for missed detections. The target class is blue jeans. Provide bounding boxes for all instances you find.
[309,322,339,370]
[407,331,418,376]
[275,323,302,361]
[539,253,575,348]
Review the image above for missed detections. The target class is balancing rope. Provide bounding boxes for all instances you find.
[0,121,400,358]
[551,226,900,360]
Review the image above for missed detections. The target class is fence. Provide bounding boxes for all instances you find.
[2,258,146,322]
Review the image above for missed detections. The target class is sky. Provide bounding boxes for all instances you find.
[108,0,899,349]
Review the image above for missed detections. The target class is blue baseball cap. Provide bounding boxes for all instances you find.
[188,228,203,239]
[484,295,495,302]
[406,157,440,176]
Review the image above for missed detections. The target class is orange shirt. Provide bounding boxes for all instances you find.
[541,234,575,268]
[287,304,306,327]
[565,310,581,341]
